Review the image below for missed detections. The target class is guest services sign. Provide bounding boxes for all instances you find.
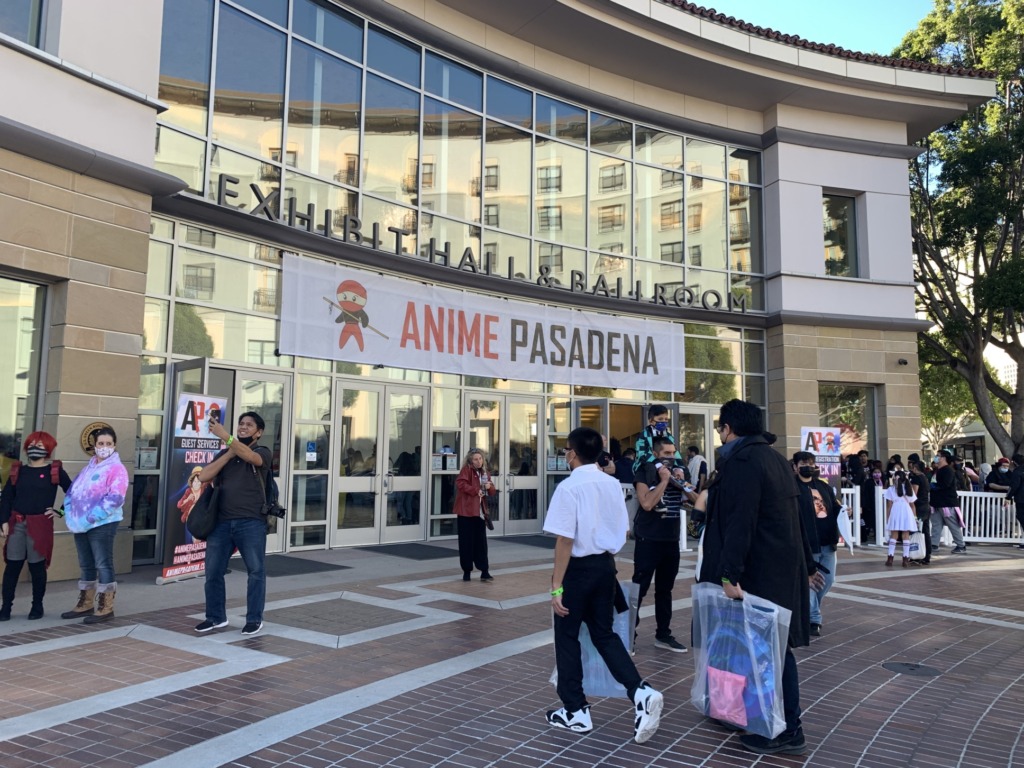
[281,253,684,391]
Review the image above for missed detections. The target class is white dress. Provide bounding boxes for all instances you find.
[884,486,917,532]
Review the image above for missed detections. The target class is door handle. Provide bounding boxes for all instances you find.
[506,473,514,492]
[383,472,393,494]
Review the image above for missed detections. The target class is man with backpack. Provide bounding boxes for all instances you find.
[195,411,273,636]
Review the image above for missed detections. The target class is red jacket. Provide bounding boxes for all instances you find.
[454,464,496,517]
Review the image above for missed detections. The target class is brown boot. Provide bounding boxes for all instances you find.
[83,585,115,624]
[885,555,893,567]
[61,581,96,619]
[902,556,910,568]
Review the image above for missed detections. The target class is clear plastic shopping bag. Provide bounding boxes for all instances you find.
[550,580,639,699]
[908,531,926,560]
[690,581,792,739]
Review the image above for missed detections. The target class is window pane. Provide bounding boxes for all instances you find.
[293,0,362,60]
[418,215,480,266]
[213,7,286,159]
[536,95,586,144]
[137,415,164,469]
[363,74,419,206]
[635,259,683,298]
[207,145,281,213]
[131,476,161,530]
[729,185,761,272]
[729,147,761,185]
[636,127,683,168]
[486,77,531,129]
[746,376,767,406]
[482,230,530,280]
[367,25,420,86]
[295,374,331,421]
[155,126,206,194]
[425,52,482,111]
[819,384,875,456]
[0,0,43,45]
[143,298,169,352]
[139,357,166,411]
[423,98,481,221]
[730,274,764,311]
[484,121,530,236]
[680,372,740,404]
[687,177,727,270]
[175,248,280,314]
[285,171,357,237]
[288,41,361,179]
[824,195,858,277]
[590,113,632,158]
[744,342,765,374]
[361,196,417,255]
[0,278,44,447]
[635,164,682,263]
[535,242,584,287]
[686,268,728,305]
[686,138,726,179]
[589,155,631,254]
[158,0,214,133]
[147,241,172,295]
[291,474,329,519]
[232,0,286,26]
[535,138,585,247]
[590,252,631,292]
[294,425,329,470]
[172,304,283,364]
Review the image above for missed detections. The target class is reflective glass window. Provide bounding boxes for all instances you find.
[207,145,281,215]
[426,52,482,111]
[285,171,357,236]
[484,121,530,236]
[231,0,287,27]
[175,248,280,314]
[535,138,585,247]
[293,0,362,61]
[729,186,761,272]
[680,372,740,404]
[686,177,727,270]
[362,196,418,255]
[636,126,682,168]
[819,384,876,456]
[418,215,480,267]
[744,341,766,375]
[367,25,420,86]
[423,98,481,222]
[635,165,681,263]
[686,268,729,306]
[824,194,858,277]
[147,241,172,295]
[728,147,761,185]
[158,0,214,133]
[155,126,206,194]
[686,138,726,179]
[482,230,531,280]
[172,304,282,364]
[731,275,764,311]
[363,74,419,206]
[212,7,286,159]
[536,95,586,144]
[486,77,531,129]
[296,375,332,421]
[139,357,166,411]
[589,253,631,291]
[0,0,43,45]
[143,298,168,352]
[635,259,683,298]
[589,155,631,254]
[289,41,361,180]
[590,113,632,158]
[535,242,585,287]
[0,278,45,448]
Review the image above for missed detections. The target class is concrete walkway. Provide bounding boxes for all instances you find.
[1,538,1021,767]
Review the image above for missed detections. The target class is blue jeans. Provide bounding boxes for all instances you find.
[73,521,119,585]
[809,546,837,625]
[204,517,267,625]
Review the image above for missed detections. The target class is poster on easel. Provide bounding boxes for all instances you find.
[799,426,843,494]
[157,394,228,585]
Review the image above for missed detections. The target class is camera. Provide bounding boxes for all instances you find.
[261,502,287,519]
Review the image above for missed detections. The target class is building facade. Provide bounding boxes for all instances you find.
[0,0,994,574]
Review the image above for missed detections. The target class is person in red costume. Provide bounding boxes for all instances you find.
[335,280,369,351]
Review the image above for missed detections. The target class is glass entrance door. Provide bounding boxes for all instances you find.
[465,394,543,536]
[331,382,427,546]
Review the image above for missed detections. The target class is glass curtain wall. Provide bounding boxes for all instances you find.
[156,0,765,310]
[0,278,45,484]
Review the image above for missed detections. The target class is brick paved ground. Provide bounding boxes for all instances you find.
[1,540,1022,768]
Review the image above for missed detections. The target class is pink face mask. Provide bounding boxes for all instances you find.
[95,446,114,459]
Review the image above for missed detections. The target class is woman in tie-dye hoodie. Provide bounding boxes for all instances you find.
[61,427,127,624]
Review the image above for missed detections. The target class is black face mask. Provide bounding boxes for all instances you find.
[237,435,256,446]
[26,447,49,460]
[798,466,815,479]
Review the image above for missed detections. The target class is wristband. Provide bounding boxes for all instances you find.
[551,586,564,597]
[721,577,731,585]
[226,435,234,447]
[56,507,64,518]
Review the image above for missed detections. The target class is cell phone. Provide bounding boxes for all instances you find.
[208,407,220,424]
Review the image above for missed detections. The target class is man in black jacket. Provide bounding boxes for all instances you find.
[792,452,841,637]
[1004,453,1024,549]
[930,450,966,555]
[909,460,932,565]
[700,400,822,756]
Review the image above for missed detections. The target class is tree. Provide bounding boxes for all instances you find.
[919,335,988,452]
[172,304,214,358]
[895,0,1024,456]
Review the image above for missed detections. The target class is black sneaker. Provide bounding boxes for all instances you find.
[809,623,821,637]
[654,635,687,653]
[740,729,806,755]
[480,573,494,582]
[1015,544,1024,550]
[195,619,228,633]
[951,546,967,555]
[241,621,263,636]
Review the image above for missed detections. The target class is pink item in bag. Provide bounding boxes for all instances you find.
[708,666,748,727]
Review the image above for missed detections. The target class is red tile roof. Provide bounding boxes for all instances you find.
[655,0,995,78]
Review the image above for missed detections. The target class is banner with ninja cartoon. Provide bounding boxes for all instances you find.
[280,253,685,391]
[157,394,228,585]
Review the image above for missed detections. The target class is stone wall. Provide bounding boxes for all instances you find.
[767,324,921,459]
[0,147,150,580]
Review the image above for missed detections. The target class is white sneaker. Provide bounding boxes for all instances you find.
[546,705,593,733]
[632,682,663,744]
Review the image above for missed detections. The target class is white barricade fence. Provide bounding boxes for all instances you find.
[839,486,861,546]
[956,491,1020,544]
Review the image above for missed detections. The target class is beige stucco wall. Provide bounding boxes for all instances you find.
[0,148,150,580]
[767,324,921,459]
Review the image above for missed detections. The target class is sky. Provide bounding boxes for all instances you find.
[701,0,937,56]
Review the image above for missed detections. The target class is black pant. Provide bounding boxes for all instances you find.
[631,538,680,638]
[457,516,488,574]
[782,647,801,734]
[917,511,932,560]
[1015,504,1024,540]
[554,553,642,712]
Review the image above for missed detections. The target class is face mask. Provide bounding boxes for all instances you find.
[812,468,821,478]
[872,472,882,480]
[26,447,49,460]
[95,446,114,459]
[798,466,815,479]
[652,421,669,434]
[237,435,255,446]
[1000,467,1009,473]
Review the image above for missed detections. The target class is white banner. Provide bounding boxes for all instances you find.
[280,253,684,391]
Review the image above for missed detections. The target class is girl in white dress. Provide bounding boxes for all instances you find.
[884,471,917,567]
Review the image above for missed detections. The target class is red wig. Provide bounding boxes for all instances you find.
[23,431,57,456]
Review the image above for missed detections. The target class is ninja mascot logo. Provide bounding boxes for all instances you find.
[323,280,389,351]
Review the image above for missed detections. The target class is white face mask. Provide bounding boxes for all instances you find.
[95,446,114,459]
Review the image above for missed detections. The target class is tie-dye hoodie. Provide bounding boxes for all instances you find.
[65,451,128,533]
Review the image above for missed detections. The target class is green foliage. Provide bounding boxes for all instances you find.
[171,304,214,358]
